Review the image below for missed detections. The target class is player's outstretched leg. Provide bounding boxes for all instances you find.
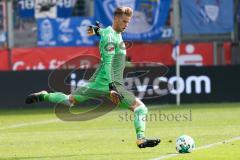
[132,99,161,148]
[25,91,70,105]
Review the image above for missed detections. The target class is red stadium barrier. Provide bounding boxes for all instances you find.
[223,42,232,65]
[0,43,229,71]
[0,50,9,70]
[128,43,213,66]
[128,43,174,65]
[11,47,99,71]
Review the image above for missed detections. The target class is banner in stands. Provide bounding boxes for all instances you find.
[94,0,172,41]
[1,66,240,108]
[181,0,234,34]
[18,0,74,18]
[37,17,96,46]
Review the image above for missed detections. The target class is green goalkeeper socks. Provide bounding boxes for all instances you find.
[43,92,69,103]
[42,92,89,105]
[134,104,148,139]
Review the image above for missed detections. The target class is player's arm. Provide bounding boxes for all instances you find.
[103,34,123,104]
[103,35,115,83]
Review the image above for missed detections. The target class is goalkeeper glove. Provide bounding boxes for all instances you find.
[109,82,124,101]
[87,21,101,36]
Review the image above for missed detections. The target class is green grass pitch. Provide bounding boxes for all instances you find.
[0,103,240,160]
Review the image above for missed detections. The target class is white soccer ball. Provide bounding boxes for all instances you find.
[176,135,195,153]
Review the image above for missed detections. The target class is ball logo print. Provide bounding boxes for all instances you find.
[176,135,195,153]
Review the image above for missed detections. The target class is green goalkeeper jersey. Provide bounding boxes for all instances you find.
[90,26,126,85]
[73,26,135,108]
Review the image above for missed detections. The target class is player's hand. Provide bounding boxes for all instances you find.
[110,90,120,105]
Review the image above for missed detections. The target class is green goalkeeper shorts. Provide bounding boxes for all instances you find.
[72,81,136,109]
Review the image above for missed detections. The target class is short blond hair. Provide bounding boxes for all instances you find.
[114,6,133,17]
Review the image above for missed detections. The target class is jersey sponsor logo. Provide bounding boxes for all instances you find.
[106,43,115,52]
[103,41,133,53]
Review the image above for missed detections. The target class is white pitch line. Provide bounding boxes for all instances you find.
[150,136,240,160]
[0,119,61,130]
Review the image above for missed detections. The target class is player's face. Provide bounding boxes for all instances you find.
[115,15,131,33]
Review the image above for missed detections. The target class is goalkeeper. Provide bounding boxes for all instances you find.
[25,6,160,148]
